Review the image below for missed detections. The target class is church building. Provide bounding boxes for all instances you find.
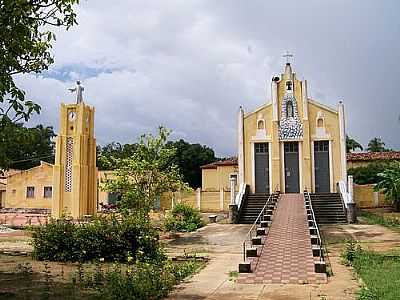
[237,61,347,194]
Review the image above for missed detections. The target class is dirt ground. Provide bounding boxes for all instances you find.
[166,221,400,300]
[1,218,400,299]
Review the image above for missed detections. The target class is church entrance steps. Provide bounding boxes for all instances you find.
[238,193,327,284]
[238,193,279,224]
[310,193,347,224]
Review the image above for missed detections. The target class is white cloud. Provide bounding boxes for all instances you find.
[15,0,400,155]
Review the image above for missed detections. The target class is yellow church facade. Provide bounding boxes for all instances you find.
[238,62,347,194]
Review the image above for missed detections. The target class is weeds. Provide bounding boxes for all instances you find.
[342,240,400,300]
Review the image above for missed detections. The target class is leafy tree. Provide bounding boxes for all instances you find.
[348,162,390,185]
[367,137,389,152]
[166,139,216,188]
[103,127,188,217]
[0,0,79,122]
[0,120,55,170]
[0,0,79,171]
[346,135,363,153]
[98,139,217,188]
[97,142,138,170]
[375,162,400,211]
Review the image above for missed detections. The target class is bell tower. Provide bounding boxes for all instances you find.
[52,81,97,218]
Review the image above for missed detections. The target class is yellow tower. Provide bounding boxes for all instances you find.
[52,82,97,218]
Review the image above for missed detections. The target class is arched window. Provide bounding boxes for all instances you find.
[257,119,265,130]
[286,101,294,118]
[317,118,324,127]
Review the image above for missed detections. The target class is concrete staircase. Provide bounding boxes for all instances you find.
[238,193,327,283]
[239,193,279,224]
[310,193,347,224]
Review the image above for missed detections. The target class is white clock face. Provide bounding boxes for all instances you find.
[68,111,76,121]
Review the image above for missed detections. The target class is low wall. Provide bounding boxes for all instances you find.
[160,188,233,212]
[354,183,388,208]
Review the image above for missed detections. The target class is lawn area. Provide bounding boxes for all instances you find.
[359,210,400,230]
[346,247,400,300]
[341,210,400,300]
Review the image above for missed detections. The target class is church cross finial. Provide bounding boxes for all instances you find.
[68,81,84,104]
[283,50,294,64]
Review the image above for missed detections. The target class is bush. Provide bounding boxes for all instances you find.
[348,162,390,185]
[85,259,203,300]
[164,203,204,232]
[32,214,164,263]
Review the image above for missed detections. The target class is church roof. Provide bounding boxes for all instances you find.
[347,151,400,162]
[201,158,238,169]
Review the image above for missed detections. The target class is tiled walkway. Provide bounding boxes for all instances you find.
[238,193,327,284]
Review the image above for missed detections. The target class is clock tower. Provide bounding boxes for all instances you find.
[52,83,97,218]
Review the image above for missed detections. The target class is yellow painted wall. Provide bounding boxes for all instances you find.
[308,101,342,191]
[200,191,220,211]
[354,183,387,208]
[97,171,115,205]
[202,168,218,190]
[243,104,273,192]
[5,163,53,209]
[241,68,343,193]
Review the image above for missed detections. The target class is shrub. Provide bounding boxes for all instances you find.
[348,162,390,185]
[164,203,204,232]
[32,214,164,263]
[77,259,204,300]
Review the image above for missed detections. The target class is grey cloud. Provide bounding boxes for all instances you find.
[16,0,400,156]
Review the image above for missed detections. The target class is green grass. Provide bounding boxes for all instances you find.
[343,241,400,300]
[359,211,400,229]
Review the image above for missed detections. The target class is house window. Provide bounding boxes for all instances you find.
[44,186,52,198]
[286,101,294,118]
[286,81,292,91]
[317,118,324,127]
[26,186,35,198]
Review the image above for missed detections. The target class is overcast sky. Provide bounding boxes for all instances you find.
[17,0,400,156]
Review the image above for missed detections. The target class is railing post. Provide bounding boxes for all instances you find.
[347,175,357,223]
[196,188,201,210]
[230,176,237,205]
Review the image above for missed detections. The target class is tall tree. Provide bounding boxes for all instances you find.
[346,135,363,153]
[367,137,389,152]
[103,127,188,217]
[0,0,79,122]
[97,142,138,170]
[0,120,55,170]
[167,139,217,188]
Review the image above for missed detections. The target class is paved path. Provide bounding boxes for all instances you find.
[239,193,327,284]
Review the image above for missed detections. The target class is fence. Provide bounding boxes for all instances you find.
[160,188,235,212]
[353,183,388,208]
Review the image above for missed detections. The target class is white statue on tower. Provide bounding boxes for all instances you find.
[68,80,84,104]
